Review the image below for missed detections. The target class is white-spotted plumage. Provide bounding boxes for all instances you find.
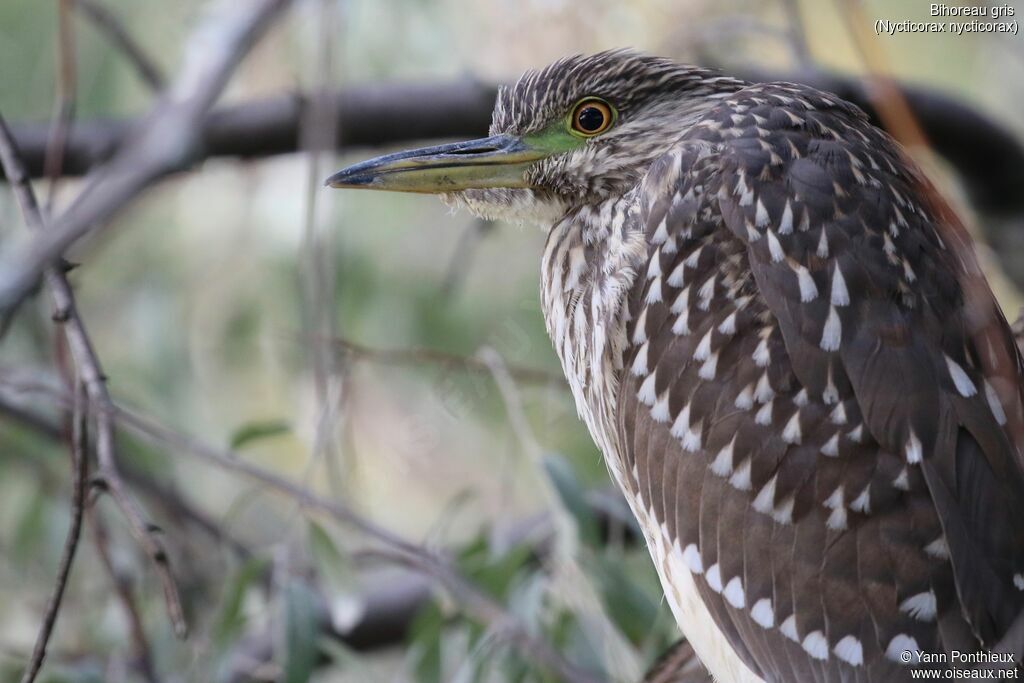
[734,383,754,410]
[900,591,938,621]
[766,229,785,262]
[886,635,919,663]
[630,341,649,376]
[682,543,704,574]
[752,337,770,367]
[820,305,842,351]
[778,200,794,234]
[706,564,724,592]
[729,458,753,490]
[724,577,746,608]
[944,354,977,397]
[802,631,829,661]
[650,390,671,423]
[905,430,923,465]
[833,636,864,667]
[499,52,1024,683]
[782,411,802,444]
[636,368,658,402]
[830,265,850,306]
[752,475,777,514]
[795,265,818,302]
[780,615,799,642]
[751,598,775,628]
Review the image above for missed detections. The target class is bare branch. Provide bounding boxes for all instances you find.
[327,335,564,386]
[3,72,1020,222]
[19,382,88,683]
[298,0,346,500]
[76,0,166,91]
[0,113,187,637]
[2,81,498,180]
[0,0,294,310]
[88,507,159,683]
[42,0,76,209]
[0,386,637,663]
[102,402,602,683]
[0,391,252,558]
[641,640,711,683]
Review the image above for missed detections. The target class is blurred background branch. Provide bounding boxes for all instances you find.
[1,73,1021,219]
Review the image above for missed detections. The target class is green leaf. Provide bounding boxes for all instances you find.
[213,557,269,650]
[229,419,291,450]
[408,601,445,683]
[455,533,533,602]
[591,554,660,643]
[283,580,320,683]
[308,521,348,582]
[541,453,601,547]
[307,521,364,632]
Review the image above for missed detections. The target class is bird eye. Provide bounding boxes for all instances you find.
[569,98,615,137]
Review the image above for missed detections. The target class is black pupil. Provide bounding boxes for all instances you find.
[577,106,605,132]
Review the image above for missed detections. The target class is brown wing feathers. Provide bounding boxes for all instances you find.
[617,82,1024,680]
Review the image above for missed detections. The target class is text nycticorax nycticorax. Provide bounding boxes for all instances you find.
[327,50,1024,681]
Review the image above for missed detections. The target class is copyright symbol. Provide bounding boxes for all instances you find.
[900,650,912,663]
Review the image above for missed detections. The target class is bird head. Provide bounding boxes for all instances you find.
[326,50,743,224]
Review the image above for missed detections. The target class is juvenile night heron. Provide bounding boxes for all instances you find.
[327,50,1024,681]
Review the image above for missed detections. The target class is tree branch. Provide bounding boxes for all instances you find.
[0,391,253,559]
[76,0,166,91]
[327,335,564,386]
[0,0,294,310]
[19,382,88,683]
[33,389,604,683]
[2,81,498,178]
[0,113,187,640]
[88,506,159,683]
[0,382,638,658]
[1,71,1020,219]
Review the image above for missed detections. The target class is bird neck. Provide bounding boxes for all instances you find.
[540,194,647,461]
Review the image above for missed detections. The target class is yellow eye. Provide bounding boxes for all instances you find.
[570,98,615,136]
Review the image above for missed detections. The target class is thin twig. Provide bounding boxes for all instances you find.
[439,218,495,299]
[326,335,564,386]
[298,0,345,500]
[88,507,158,683]
[75,0,166,91]
[102,402,602,683]
[0,380,638,666]
[112,403,425,557]
[835,0,929,149]
[479,347,641,681]
[19,381,88,683]
[0,391,252,558]
[43,0,76,210]
[0,0,294,311]
[0,113,187,637]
